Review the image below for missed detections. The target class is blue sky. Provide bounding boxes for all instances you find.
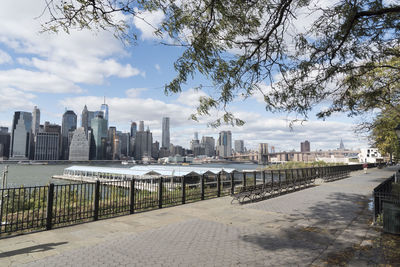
[0,0,371,152]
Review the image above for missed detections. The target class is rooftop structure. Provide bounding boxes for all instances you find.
[62,165,235,180]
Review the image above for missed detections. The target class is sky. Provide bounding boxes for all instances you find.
[0,0,371,152]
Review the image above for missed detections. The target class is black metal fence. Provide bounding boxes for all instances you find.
[373,174,400,223]
[0,164,371,237]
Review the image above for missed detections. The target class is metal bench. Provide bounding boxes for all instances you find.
[231,184,266,204]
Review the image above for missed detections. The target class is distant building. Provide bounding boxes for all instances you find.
[339,139,345,150]
[34,132,60,160]
[300,140,310,152]
[190,132,201,156]
[201,136,215,157]
[134,124,152,161]
[87,111,102,128]
[61,110,77,160]
[10,111,33,159]
[139,121,144,132]
[216,131,232,158]
[82,105,102,131]
[119,132,130,158]
[44,122,61,134]
[91,115,108,160]
[32,106,40,136]
[234,140,244,153]
[100,98,109,128]
[81,105,89,133]
[258,143,269,164]
[0,127,10,159]
[69,127,90,161]
[162,117,170,149]
[152,141,160,159]
[358,148,383,163]
[108,127,117,160]
[159,147,170,158]
[130,122,137,138]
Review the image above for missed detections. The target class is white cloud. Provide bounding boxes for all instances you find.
[133,9,165,40]
[59,95,195,128]
[0,69,83,93]
[126,88,148,98]
[0,0,144,89]
[0,87,35,111]
[155,64,161,71]
[0,49,12,64]
[176,88,209,107]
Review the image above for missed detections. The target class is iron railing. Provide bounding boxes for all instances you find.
[373,174,400,223]
[0,164,372,236]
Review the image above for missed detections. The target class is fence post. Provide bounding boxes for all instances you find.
[278,170,282,190]
[262,170,266,185]
[158,178,163,209]
[373,190,378,224]
[291,169,294,187]
[230,172,235,195]
[201,174,205,200]
[243,172,247,188]
[46,183,54,230]
[94,180,100,221]
[285,170,288,187]
[182,176,186,204]
[217,173,221,197]
[271,171,274,192]
[130,179,135,214]
[253,171,257,186]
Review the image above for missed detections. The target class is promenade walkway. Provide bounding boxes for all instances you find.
[0,167,396,266]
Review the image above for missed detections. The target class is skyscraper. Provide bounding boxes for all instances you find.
[81,105,89,133]
[61,110,77,160]
[234,140,244,153]
[100,97,109,128]
[139,121,144,132]
[201,136,215,157]
[216,131,232,158]
[32,106,40,136]
[162,117,170,148]
[10,111,33,159]
[130,122,137,138]
[91,115,108,160]
[69,127,90,161]
[34,132,60,160]
[119,132,130,157]
[0,127,10,159]
[134,124,152,161]
[300,140,310,152]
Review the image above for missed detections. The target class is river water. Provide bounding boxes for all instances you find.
[0,163,261,188]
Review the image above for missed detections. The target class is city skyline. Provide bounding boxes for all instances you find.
[0,105,359,153]
[0,0,370,152]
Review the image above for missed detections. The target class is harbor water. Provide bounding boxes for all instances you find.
[0,163,261,187]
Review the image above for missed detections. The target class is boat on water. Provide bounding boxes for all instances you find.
[17,161,48,165]
[121,160,136,165]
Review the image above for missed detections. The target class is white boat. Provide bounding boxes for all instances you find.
[121,160,136,165]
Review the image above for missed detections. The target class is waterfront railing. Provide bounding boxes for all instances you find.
[0,164,373,237]
[373,174,400,222]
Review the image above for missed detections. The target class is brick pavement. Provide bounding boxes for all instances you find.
[0,167,395,266]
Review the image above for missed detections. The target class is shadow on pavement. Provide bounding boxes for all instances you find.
[239,192,371,263]
[0,242,68,258]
